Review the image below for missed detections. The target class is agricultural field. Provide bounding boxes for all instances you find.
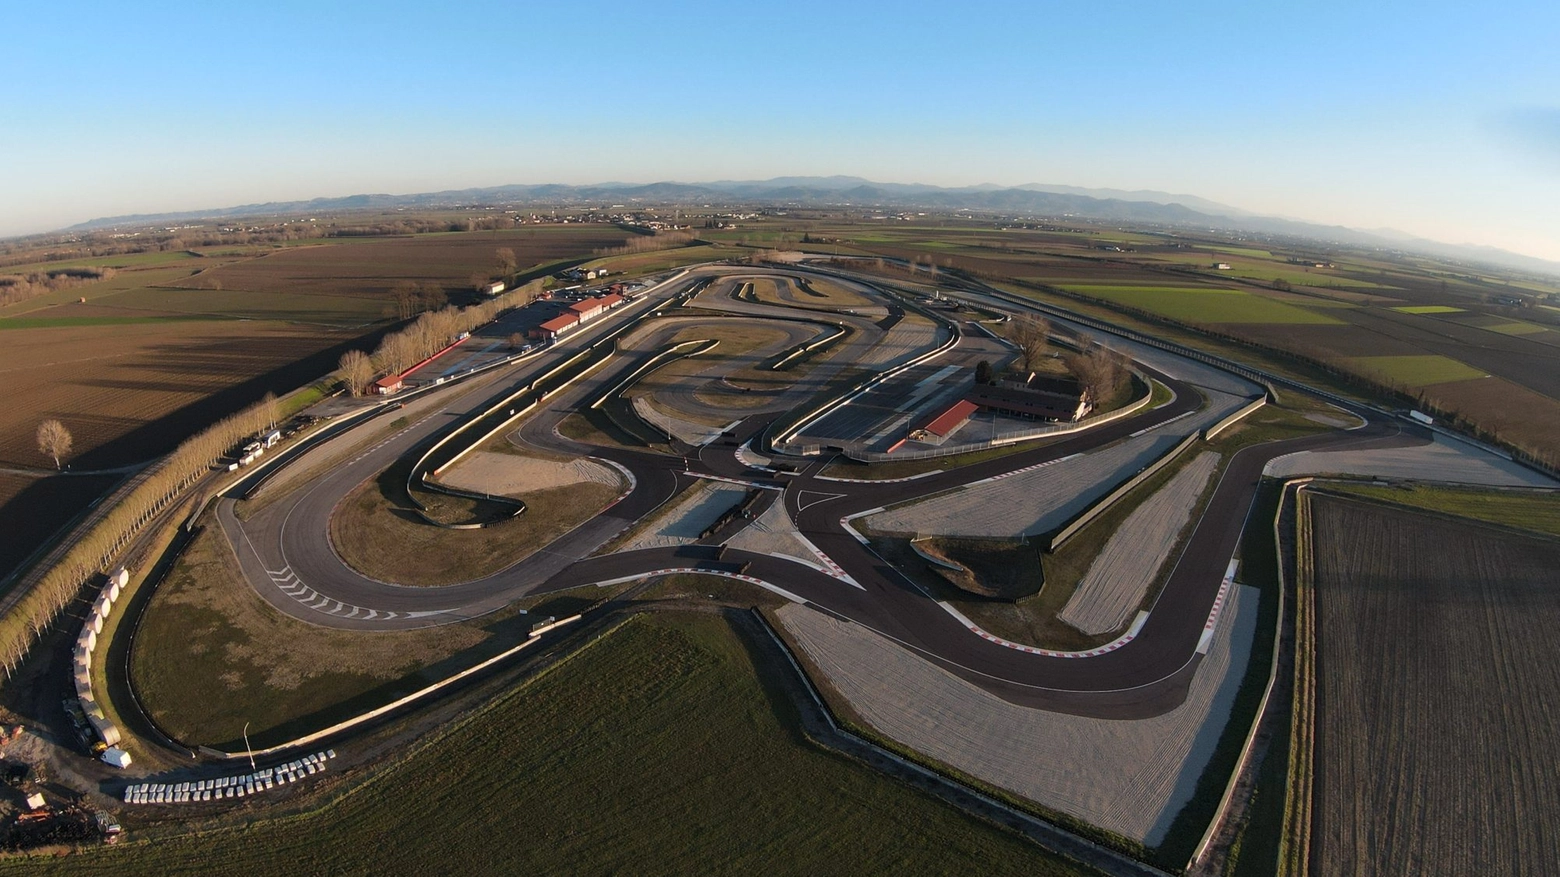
[1307,494,1560,876]
[1343,354,1487,387]
[0,472,119,583]
[0,225,630,584]
[1058,285,1342,325]
[166,226,630,299]
[29,612,1092,876]
[1325,482,1560,538]
[0,319,360,470]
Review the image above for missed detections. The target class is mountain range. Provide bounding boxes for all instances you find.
[62,176,1560,277]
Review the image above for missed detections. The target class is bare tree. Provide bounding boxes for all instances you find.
[469,272,489,293]
[1063,344,1129,407]
[392,280,419,321]
[338,349,376,396]
[508,332,526,350]
[1009,314,1052,374]
[36,419,72,470]
[495,247,517,275]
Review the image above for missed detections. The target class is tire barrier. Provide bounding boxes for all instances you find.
[122,750,336,804]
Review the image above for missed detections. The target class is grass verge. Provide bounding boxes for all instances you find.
[328,455,619,586]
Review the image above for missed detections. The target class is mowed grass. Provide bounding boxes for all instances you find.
[1344,354,1486,386]
[1485,320,1549,336]
[1326,483,1560,539]
[34,613,1090,876]
[130,521,563,749]
[330,460,620,587]
[1061,285,1341,325]
[1392,305,1465,314]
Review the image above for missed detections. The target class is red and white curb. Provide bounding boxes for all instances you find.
[965,453,1083,486]
[839,508,884,544]
[939,602,1151,658]
[1196,559,1239,655]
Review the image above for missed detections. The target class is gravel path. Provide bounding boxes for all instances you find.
[438,451,619,497]
[1265,433,1557,487]
[867,433,1184,538]
[1059,452,1221,635]
[619,482,748,551]
[776,583,1259,846]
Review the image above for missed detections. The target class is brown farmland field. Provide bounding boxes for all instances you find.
[0,472,119,581]
[170,227,631,299]
[1308,494,1560,876]
[0,320,361,470]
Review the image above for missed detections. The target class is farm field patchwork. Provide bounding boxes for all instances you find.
[1059,285,1342,325]
[1307,494,1560,876]
[40,612,1093,876]
[1391,304,1464,314]
[169,227,631,299]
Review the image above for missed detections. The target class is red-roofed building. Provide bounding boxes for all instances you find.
[374,374,404,395]
[568,298,605,323]
[597,292,624,310]
[531,312,580,341]
[908,399,979,444]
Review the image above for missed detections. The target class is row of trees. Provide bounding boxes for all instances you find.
[0,267,117,307]
[0,392,284,676]
[338,279,546,395]
[592,230,695,257]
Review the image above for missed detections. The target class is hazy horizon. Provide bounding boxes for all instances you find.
[5,1,1557,260]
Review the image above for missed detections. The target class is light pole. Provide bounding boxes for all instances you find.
[242,721,257,773]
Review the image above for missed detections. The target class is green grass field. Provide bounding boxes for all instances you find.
[1062,285,1342,325]
[1391,305,1464,314]
[21,613,1090,876]
[1485,320,1549,336]
[1327,483,1560,539]
[1344,354,1486,387]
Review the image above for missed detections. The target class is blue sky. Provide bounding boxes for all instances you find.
[5,1,1558,260]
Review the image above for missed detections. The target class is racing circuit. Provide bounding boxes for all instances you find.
[213,263,1424,719]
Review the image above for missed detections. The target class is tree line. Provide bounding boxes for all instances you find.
[337,278,547,395]
[0,393,284,677]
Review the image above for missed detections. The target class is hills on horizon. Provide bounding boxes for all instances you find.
[56,176,1560,277]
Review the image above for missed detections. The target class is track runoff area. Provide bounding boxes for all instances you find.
[219,263,1419,718]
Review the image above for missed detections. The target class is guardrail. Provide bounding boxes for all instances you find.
[772,296,961,452]
[1045,432,1201,552]
[844,373,1155,463]
[1203,396,1267,442]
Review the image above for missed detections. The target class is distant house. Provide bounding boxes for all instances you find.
[374,374,404,395]
[531,313,580,341]
[1214,263,1233,270]
[481,281,506,296]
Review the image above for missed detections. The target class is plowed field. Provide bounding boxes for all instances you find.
[1309,495,1560,876]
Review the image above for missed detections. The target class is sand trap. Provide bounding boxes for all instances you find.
[1060,452,1220,635]
[438,451,620,498]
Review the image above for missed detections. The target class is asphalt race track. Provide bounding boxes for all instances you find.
[217,264,1426,718]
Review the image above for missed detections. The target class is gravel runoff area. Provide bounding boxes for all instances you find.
[776,583,1259,846]
[1264,433,1558,488]
[724,497,822,566]
[437,451,621,498]
[619,481,748,552]
[867,432,1183,539]
[1059,452,1221,636]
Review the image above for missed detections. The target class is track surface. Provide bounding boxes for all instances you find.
[218,265,1424,718]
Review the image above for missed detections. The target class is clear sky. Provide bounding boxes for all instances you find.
[5,1,1558,260]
